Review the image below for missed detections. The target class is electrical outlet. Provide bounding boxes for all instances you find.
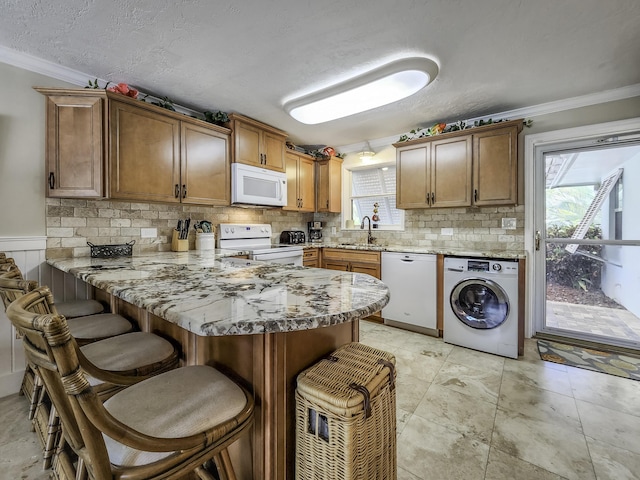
[331,226,337,234]
[441,228,453,235]
[502,218,517,230]
[141,227,157,238]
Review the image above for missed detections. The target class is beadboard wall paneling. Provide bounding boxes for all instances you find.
[0,236,89,397]
[0,237,45,396]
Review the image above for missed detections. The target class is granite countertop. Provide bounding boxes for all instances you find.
[47,250,390,337]
[302,242,525,259]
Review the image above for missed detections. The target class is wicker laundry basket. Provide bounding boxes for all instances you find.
[295,342,397,480]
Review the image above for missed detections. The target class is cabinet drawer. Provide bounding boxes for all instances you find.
[303,249,319,261]
[322,248,380,264]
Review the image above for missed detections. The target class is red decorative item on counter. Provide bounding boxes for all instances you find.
[107,83,139,99]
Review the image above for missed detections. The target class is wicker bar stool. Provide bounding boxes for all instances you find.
[7,286,254,480]
[0,263,134,345]
[0,273,180,470]
[0,254,105,318]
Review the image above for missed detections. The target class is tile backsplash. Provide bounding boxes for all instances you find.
[45,199,524,258]
[316,205,525,253]
[45,198,313,258]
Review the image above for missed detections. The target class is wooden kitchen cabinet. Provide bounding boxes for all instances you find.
[323,248,382,321]
[227,113,287,172]
[394,119,522,209]
[36,88,107,198]
[303,248,320,267]
[109,95,230,205]
[283,151,315,212]
[322,248,381,277]
[396,137,471,209]
[316,155,343,213]
[181,122,230,206]
[472,124,520,206]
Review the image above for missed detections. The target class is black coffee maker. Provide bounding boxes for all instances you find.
[308,221,323,243]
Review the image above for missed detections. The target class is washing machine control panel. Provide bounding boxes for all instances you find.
[468,260,490,272]
[445,258,518,275]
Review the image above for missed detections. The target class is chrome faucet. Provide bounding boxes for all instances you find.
[360,216,375,244]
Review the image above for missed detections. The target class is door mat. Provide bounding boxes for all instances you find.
[537,339,640,381]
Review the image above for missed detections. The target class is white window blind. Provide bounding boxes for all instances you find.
[349,166,403,228]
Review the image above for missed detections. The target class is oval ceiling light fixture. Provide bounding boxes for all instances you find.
[284,57,439,125]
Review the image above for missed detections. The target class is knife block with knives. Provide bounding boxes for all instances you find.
[171,218,190,251]
[171,230,189,251]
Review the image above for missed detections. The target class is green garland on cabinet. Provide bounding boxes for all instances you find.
[397,117,533,143]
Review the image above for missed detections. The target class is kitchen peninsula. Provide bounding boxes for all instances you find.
[47,251,390,480]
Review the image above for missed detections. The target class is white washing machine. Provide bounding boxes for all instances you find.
[443,257,519,359]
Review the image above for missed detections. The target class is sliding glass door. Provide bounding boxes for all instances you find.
[535,140,640,350]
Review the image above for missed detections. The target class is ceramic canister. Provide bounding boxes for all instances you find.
[195,232,215,251]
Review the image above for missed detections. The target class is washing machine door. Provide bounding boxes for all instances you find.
[450,278,509,329]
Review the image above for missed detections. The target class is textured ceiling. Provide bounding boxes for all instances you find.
[1,0,639,147]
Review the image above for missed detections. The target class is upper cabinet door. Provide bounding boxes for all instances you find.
[473,125,519,206]
[430,136,472,208]
[298,156,316,212]
[229,113,287,173]
[41,91,105,198]
[181,122,230,206]
[396,146,429,209]
[262,131,286,172]
[110,100,181,203]
[234,121,262,168]
[284,152,300,211]
[316,156,342,213]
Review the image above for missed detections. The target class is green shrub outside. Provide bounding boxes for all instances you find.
[546,224,602,292]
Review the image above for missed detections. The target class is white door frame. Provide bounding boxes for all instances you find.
[524,117,640,338]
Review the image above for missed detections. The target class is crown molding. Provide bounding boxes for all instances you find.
[0,45,92,86]
[0,45,203,118]
[338,83,640,152]
[2,44,639,153]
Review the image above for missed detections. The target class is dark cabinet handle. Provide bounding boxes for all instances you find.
[182,185,187,199]
[474,189,478,202]
[263,153,267,164]
[431,192,435,204]
[426,193,430,205]
[326,200,329,208]
[175,184,180,198]
[48,172,55,189]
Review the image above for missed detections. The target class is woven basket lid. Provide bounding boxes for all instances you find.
[296,342,395,417]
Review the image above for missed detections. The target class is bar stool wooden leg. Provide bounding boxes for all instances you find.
[214,449,237,480]
[43,404,61,469]
[77,457,88,480]
[195,465,217,480]
[28,368,43,420]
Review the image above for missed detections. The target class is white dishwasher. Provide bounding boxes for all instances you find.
[382,252,438,335]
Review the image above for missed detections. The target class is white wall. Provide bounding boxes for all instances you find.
[0,62,74,237]
[601,151,640,317]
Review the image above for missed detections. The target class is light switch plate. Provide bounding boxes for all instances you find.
[502,218,517,230]
[141,227,157,238]
[441,227,453,235]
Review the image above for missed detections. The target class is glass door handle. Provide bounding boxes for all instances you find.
[535,230,541,251]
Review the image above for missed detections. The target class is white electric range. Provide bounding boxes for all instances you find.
[217,223,304,266]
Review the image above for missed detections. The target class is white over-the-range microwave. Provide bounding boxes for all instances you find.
[231,163,287,207]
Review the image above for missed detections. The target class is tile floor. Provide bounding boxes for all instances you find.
[546,300,640,342]
[2,321,640,480]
